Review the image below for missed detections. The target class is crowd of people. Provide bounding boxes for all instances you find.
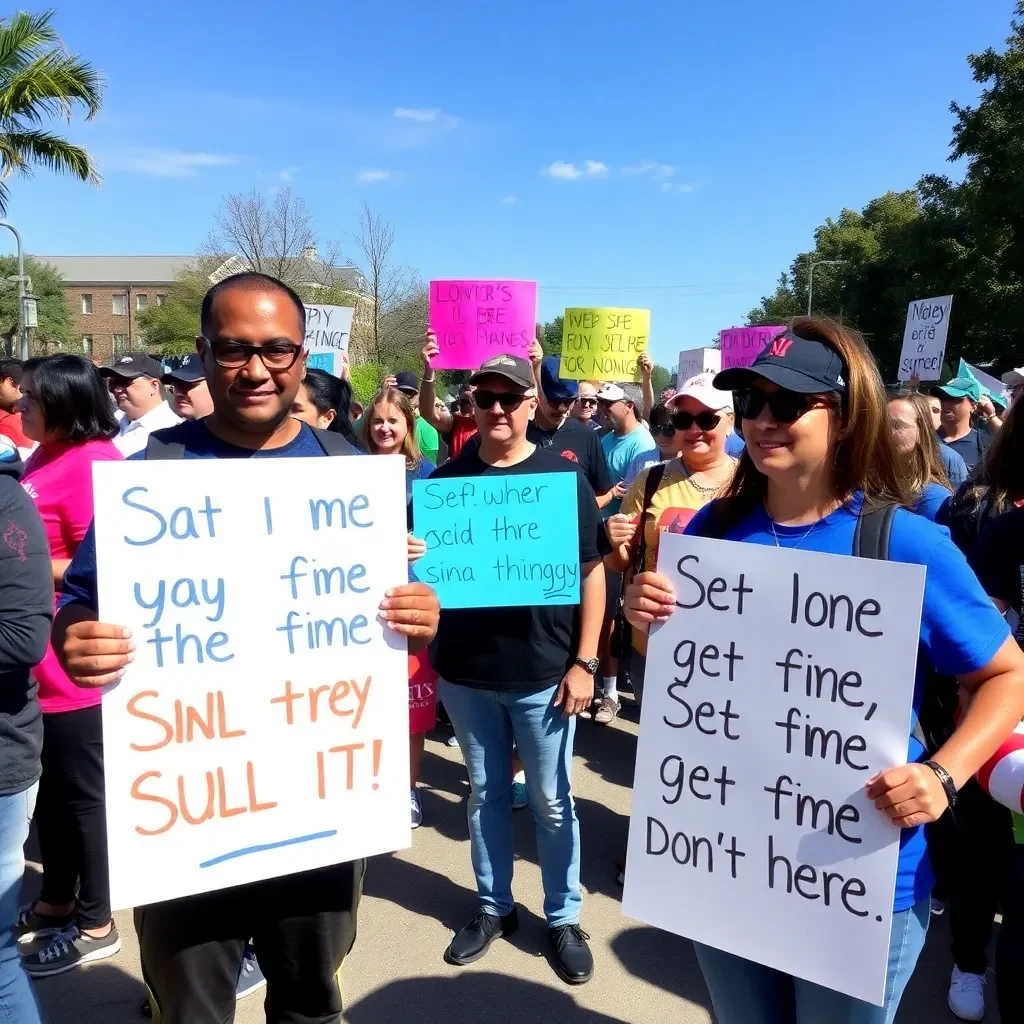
[0,272,1021,1024]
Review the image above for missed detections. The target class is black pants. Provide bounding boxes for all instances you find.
[927,779,1014,974]
[135,859,363,1024]
[996,843,1024,1022]
[34,704,111,929]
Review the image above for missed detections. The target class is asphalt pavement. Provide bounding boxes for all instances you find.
[27,703,998,1023]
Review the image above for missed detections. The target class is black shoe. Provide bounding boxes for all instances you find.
[549,924,593,985]
[444,908,518,965]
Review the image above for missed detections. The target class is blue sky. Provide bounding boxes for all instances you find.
[5,0,1016,367]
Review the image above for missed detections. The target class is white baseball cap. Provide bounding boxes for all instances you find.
[671,372,733,412]
[1002,366,1024,387]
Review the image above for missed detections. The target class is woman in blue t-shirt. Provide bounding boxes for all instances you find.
[623,317,1024,1024]
[888,392,953,522]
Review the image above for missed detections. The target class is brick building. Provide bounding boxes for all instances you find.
[35,253,371,364]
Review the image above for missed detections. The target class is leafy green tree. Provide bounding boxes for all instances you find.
[650,364,674,396]
[0,9,102,212]
[0,255,69,352]
[136,267,209,356]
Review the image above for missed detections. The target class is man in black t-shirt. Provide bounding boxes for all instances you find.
[428,353,606,986]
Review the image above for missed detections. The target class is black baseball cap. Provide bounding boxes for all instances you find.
[714,331,847,395]
[161,354,205,385]
[469,354,535,390]
[100,352,164,381]
[394,371,419,395]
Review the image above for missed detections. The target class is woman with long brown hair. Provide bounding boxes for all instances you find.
[888,391,953,521]
[623,317,1024,1023]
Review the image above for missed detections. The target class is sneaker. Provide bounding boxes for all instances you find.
[948,966,985,1021]
[511,781,528,810]
[23,924,121,978]
[930,897,946,917]
[236,944,266,1001]
[15,903,74,944]
[594,696,621,725]
[411,788,423,829]
[446,733,460,748]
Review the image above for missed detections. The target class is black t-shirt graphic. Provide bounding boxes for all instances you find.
[424,447,607,691]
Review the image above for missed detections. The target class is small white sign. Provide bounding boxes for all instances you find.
[93,457,410,910]
[623,532,925,1005]
[898,295,953,381]
[677,348,722,390]
[304,304,354,377]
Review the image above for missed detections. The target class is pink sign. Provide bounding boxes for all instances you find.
[429,280,537,370]
[720,326,786,369]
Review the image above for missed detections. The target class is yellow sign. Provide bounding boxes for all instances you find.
[559,307,651,381]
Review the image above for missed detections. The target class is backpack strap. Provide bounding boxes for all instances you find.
[311,428,360,457]
[852,500,897,560]
[144,434,186,460]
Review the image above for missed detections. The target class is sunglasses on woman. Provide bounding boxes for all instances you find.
[733,388,821,424]
[671,410,721,432]
[472,389,527,411]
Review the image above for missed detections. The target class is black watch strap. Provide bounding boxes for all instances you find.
[923,759,959,816]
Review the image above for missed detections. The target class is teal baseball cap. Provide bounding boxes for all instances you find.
[931,376,982,402]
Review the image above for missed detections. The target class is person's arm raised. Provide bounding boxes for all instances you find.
[419,330,451,433]
[639,352,655,422]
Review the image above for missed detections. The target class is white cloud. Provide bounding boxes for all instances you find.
[542,160,608,180]
[273,165,298,182]
[500,194,518,205]
[623,160,676,179]
[660,180,699,193]
[355,169,392,183]
[393,107,440,123]
[102,148,237,178]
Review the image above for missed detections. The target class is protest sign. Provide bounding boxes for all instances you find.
[897,295,953,382]
[428,280,536,370]
[559,308,650,381]
[959,358,1010,406]
[719,326,786,369]
[622,532,925,1005]
[303,304,354,377]
[93,457,411,910]
[412,472,580,609]
[677,348,721,389]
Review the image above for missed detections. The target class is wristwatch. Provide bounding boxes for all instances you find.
[573,657,600,675]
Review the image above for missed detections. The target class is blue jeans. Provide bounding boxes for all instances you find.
[0,784,40,1024]
[439,680,582,927]
[694,898,930,1024]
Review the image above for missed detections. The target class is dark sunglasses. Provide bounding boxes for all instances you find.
[473,389,527,411]
[671,410,721,432]
[653,423,677,438]
[734,388,822,424]
[578,398,598,408]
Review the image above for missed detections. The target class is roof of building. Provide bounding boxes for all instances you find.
[32,253,370,294]
[31,255,195,284]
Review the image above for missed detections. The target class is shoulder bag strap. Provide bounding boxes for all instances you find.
[630,462,667,578]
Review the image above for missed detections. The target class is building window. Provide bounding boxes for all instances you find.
[82,335,93,355]
[156,294,167,306]
[112,334,129,353]
[81,293,93,314]
[136,293,148,311]
[112,293,128,316]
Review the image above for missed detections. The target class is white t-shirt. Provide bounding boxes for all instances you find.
[114,401,182,457]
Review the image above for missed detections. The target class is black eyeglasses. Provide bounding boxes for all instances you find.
[734,388,824,424]
[671,410,721,432]
[473,389,528,411]
[205,337,302,370]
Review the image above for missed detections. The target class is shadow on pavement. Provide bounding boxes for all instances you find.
[343,971,630,1023]
[610,925,713,1010]
[34,962,147,1024]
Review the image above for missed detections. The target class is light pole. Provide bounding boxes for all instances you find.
[807,259,847,316]
[0,220,28,358]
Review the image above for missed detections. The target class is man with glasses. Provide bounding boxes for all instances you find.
[571,381,602,432]
[427,353,606,985]
[100,353,180,457]
[161,354,214,421]
[53,272,440,1023]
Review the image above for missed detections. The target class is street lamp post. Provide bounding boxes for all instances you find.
[807,259,847,316]
[0,220,28,358]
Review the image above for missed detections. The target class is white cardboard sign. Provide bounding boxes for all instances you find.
[623,532,925,1005]
[677,348,722,390]
[898,295,953,381]
[93,456,410,910]
[304,304,354,377]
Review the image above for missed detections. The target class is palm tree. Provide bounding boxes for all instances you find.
[0,8,102,212]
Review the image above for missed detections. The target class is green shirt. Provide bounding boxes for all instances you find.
[415,415,439,464]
